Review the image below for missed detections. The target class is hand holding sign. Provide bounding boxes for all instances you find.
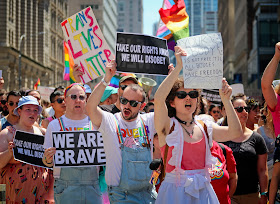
[104,60,117,83]
[174,46,187,71]
[219,78,232,102]
[43,147,56,167]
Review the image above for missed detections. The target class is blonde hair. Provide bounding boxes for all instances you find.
[261,103,275,137]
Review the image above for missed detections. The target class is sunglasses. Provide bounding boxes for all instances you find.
[120,97,142,107]
[175,90,199,99]
[1,100,6,105]
[234,106,250,113]
[8,101,19,106]
[55,98,64,104]
[212,110,220,114]
[68,94,86,101]
[120,85,128,90]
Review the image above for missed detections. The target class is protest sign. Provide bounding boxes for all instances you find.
[116,32,169,75]
[37,86,55,102]
[230,83,244,98]
[177,33,223,89]
[13,131,49,168]
[52,130,106,167]
[201,89,221,105]
[61,7,113,84]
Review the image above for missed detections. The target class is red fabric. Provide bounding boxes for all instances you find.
[210,141,237,204]
[159,0,186,22]
[267,94,280,136]
[160,137,206,172]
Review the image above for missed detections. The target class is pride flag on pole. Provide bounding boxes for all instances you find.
[34,78,40,90]
[63,41,76,83]
[158,0,189,50]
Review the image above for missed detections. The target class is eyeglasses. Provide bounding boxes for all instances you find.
[234,106,250,113]
[1,100,6,105]
[55,98,64,104]
[67,94,86,101]
[120,97,142,107]
[8,101,19,106]
[212,110,220,114]
[120,85,128,90]
[175,90,199,99]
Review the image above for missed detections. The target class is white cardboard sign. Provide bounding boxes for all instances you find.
[177,33,223,89]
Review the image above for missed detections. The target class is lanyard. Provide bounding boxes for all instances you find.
[57,117,93,131]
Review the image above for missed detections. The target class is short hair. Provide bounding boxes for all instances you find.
[125,84,146,102]
[7,90,21,102]
[144,102,154,112]
[54,85,65,92]
[26,90,41,99]
[231,93,246,101]
[50,91,64,103]
[246,98,260,112]
[209,104,220,112]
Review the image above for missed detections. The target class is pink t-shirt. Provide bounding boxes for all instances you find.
[268,94,280,136]
[160,137,206,172]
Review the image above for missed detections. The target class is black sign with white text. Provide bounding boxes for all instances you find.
[201,89,221,105]
[116,32,170,75]
[13,131,48,168]
[52,130,106,167]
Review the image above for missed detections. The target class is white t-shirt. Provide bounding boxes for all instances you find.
[44,115,93,177]
[96,111,155,186]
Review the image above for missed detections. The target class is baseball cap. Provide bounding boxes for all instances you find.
[14,96,43,116]
[101,86,118,103]
[119,76,138,86]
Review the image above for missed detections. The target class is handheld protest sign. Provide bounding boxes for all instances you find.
[52,130,106,167]
[61,7,113,84]
[177,33,223,89]
[116,32,169,75]
[13,130,49,168]
[201,89,221,105]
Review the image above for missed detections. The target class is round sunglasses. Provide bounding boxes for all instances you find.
[8,101,19,106]
[175,90,199,99]
[120,85,128,90]
[212,110,220,114]
[67,94,86,101]
[234,106,250,113]
[55,98,64,104]
[119,97,142,107]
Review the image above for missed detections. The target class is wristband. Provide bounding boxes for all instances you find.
[260,191,268,197]
[44,156,53,165]
[101,78,110,87]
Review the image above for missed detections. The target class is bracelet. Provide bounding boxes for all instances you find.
[44,156,53,165]
[101,78,110,86]
[260,191,268,197]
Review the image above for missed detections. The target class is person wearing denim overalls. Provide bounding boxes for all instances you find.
[43,83,102,204]
[86,60,156,203]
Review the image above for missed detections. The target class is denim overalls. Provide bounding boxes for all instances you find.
[53,117,102,204]
[107,116,155,204]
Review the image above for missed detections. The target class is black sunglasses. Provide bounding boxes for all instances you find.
[1,100,6,105]
[55,98,64,104]
[234,106,250,113]
[120,97,142,107]
[212,110,220,114]
[175,90,199,99]
[8,101,19,106]
[68,94,86,101]
[120,85,128,90]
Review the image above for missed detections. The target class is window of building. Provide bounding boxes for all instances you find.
[259,20,279,47]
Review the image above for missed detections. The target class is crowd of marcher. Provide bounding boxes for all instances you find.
[0,43,279,204]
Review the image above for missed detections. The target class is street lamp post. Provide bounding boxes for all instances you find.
[18,32,45,90]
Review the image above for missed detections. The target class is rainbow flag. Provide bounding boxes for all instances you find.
[63,41,76,83]
[156,0,175,40]
[159,0,189,42]
[34,78,40,90]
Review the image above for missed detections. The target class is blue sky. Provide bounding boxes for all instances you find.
[143,0,163,35]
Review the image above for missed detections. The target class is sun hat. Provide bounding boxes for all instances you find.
[101,86,118,103]
[84,84,92,94]
[13,96,43,116]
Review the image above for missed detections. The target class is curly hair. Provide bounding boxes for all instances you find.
[165,78,201,118]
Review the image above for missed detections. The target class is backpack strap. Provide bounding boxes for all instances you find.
[160,121,175,181]
[218,143,227,159]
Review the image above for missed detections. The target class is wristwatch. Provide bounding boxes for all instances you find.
[101,78,110,86]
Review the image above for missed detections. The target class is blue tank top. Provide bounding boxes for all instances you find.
[0,117,12,131]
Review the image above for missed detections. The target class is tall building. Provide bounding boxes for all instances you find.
[0,0,68,91]
[218,0,280,99]
[185,0,218,36]
[117,0,143,33]
[68,0,118,53]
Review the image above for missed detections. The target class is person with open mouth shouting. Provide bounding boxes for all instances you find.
[153,46,243,204]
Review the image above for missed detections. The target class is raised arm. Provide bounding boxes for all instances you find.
[261,42,280,110]
[154,46,187,147]
[212,79,243,142]
[85,60,116,128]
[0,129,14,168]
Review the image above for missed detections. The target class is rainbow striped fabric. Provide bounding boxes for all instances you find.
[33,78,40,90]
[159,0,189,41]
[63,41,76,83]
